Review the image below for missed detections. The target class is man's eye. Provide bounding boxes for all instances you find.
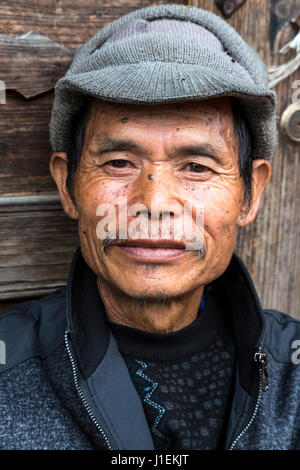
[107,159,131,168]
[184,162,207,173]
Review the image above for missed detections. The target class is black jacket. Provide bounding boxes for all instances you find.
[0,248,300,449]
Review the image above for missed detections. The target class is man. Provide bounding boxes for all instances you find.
[0,4,299,450]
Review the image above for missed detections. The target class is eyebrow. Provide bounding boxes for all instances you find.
[89,136,225,165]
[89,137,150,157]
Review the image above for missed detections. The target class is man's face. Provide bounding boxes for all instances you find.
[66,96,251,300]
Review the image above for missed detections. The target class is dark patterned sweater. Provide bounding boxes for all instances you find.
[109,289,236,450]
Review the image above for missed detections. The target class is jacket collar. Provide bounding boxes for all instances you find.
[210,254,266,394]
[65,246,266,394]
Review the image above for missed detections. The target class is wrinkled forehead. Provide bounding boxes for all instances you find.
[87,95,234,123]
[82,95,238,165]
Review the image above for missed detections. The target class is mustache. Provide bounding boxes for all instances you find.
[100,233,206,260]
[102,237,117,253]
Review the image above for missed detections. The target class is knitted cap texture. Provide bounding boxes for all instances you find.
[49,3,278,160]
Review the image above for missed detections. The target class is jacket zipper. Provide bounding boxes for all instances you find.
[229,347,269,450]
[65,326,269,451]
[64,329,113,450]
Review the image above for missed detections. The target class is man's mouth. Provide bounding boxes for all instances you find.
[113,239,188,262]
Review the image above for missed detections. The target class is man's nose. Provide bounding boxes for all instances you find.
[134,167,180,218]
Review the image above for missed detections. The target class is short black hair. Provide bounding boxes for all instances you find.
[66,96,253,210]
[231,97,253,211]
[66,97,92,200]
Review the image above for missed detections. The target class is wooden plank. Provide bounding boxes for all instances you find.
[0,264,69,282]
[0,92,58,195]
[0,31,73,98]
[0,193,60,206]
[0,202,78,300]
[0,284,67,300]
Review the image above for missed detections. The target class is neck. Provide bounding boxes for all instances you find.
[96,278,204,334]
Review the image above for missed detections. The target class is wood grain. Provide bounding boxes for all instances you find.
[0,31,73,98]
[0,201,78,299]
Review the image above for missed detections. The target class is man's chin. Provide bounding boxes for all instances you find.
[109,278,192,304]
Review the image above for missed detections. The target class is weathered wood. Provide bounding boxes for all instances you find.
[0,284,66,301]
[0,31,73,98]
[0,203,78,300]
[0,193,60,206]
[0,91,58,195]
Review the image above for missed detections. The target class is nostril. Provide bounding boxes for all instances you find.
[162,210,175,217]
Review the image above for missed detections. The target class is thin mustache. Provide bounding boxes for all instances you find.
[102,238,116,253]
[101,237,206,259]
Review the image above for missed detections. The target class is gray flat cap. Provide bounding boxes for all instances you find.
[49,3,278,160]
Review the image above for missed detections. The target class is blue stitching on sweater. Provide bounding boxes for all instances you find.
[135,360,165,438]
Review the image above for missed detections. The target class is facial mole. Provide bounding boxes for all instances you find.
[176,128,180,131]
[121,117,128,123]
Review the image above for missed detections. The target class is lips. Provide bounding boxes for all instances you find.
[114,239,188,262]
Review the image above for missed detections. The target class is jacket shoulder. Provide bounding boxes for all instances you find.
[0,288,67,373]
[264,308,300,324]
[262,308,300,363]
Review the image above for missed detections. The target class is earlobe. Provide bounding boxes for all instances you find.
[237,159,271,227]
[49,152,78,220]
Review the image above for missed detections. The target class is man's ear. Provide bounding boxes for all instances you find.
[237,159,271,226]
[49,152,78,220]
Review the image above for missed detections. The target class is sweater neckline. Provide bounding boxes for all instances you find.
[108,289,229,362]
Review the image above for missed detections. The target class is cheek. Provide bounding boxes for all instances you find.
[187,184,244,240]
[75,174,131,225]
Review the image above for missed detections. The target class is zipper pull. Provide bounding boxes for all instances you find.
[254,350,269,392]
